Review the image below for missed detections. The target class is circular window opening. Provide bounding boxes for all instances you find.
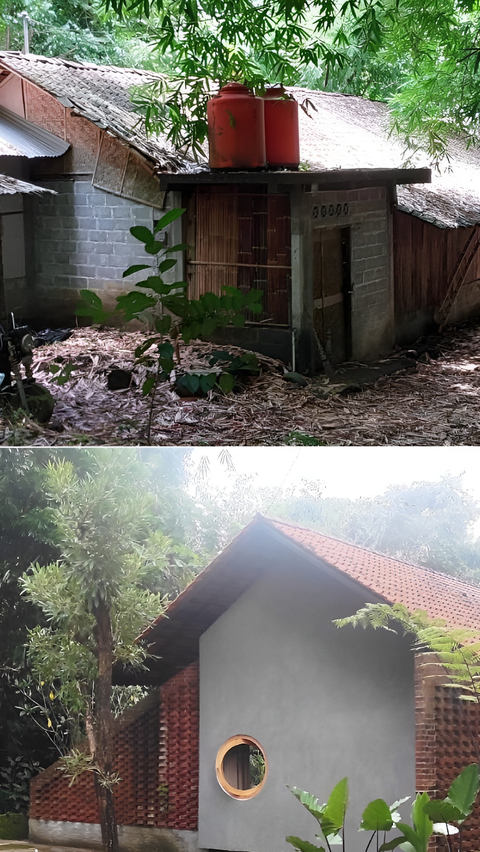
[216,735,268,800]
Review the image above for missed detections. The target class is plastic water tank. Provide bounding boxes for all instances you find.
[264,86,300,170]
[207,82,266,170]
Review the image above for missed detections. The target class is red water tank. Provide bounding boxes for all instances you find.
[264,86,300,170]
[207,83,266,170]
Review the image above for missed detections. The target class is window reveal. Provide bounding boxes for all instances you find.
[215,735,267,800]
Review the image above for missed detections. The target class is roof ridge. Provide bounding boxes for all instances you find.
[260,514,480,593]
[0,50,166,79]
[286,86,387,106]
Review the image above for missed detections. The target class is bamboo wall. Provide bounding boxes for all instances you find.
[393,209,480,327]
[186,186,291,325]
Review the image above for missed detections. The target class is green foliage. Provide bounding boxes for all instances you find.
[284,432,327,446]
[0,757,39,814]
[20,450,200,749]
[174,350,260,397]
[76,210,262,353]
[0,0,162,68]
[76,210,262,440]
[360,798,395,832]
[0,812,28,839]
[287,476,480,583]
[49,362,76,386]
[288,769,479,852]
[334,602,480,706]
[290,779,349,846]
[209,350,261,377]
[0,448,210,798]
[442,763,480,819]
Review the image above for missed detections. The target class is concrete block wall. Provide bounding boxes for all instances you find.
[308,186,393,361]
[30,178,179,326]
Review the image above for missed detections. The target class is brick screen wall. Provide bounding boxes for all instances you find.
[415,653,480,851]
[30,662,199,830]
[158,664,199,829]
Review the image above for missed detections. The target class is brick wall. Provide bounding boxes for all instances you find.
[415,653,480,851]
[30,662,199,830]
[158,663,199,829]
[308,186,392,361]
[29,180,175,325]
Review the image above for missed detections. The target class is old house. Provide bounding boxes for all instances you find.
[0,51,192,326]
[0,51,433,370]
[0,170,55,320]
[29,515,480,852]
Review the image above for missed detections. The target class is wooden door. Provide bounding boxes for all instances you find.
[313,227,351,363]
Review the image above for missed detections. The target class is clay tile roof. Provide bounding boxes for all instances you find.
[0,51,198,173]
[115,514,480,686]
[267,517,480,634]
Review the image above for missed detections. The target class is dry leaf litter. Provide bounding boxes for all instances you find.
[3,322,480,446]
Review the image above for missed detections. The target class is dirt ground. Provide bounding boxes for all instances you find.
[3,320,480,446]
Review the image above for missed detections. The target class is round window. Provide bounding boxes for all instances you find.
[215,735,267,800]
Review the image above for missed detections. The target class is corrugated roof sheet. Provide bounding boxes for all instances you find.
[0,105,69,158]
[0,172,55,194]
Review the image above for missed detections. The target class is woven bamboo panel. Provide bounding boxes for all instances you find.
[186,185,291,324]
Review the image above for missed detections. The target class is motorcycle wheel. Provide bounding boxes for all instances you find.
[0,382,55,424]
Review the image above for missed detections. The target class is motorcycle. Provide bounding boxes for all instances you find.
[0,314,54,424]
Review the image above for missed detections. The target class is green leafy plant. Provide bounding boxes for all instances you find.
[284,431,327,446]
[76,208,262,441]
[334,603,480,708]
[0,756,40,813]
[287,765,479,852]
[175,350,261,397]
[175,369,219,398]
[49,361,76,386]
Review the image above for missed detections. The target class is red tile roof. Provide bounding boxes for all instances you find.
[118,515,480,686]
[267,517,480,634]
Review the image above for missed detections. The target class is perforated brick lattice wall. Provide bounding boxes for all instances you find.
[158,662,199,829]
[30,661,199,830]
[415,653,480,851]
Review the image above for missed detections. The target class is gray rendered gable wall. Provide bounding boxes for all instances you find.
[198,556,414,852]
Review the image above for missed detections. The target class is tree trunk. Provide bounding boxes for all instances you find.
[92,600,119,852]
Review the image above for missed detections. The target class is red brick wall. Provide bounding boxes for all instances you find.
[415,653,480,851]
[158,663,199,829]
[30,662,199,830]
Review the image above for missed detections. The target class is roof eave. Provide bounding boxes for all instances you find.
[159,167,431,189]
